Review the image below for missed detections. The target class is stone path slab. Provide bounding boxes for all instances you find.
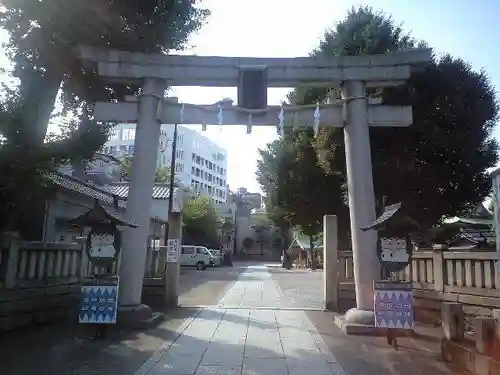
[136,308,345,375]
[217,265,292,309]
[134,264,347,375]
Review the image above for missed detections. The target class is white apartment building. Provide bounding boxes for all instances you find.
[103,123,229,204]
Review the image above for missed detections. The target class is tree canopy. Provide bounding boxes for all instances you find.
[259,6,498,236]
[0,0,209,144]
[256,128,348,245]
[182,195,220,248]
[0,90,108,236]
[0,1,208,236]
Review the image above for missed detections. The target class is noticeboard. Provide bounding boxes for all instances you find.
[167,239,181,263]
[79,276,119,324]
[377,235,413,273]
[373,281,414,329]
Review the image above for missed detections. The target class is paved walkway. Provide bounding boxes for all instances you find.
[134,265,346,375]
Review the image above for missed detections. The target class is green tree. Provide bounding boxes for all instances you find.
[242,237,254,251]
[256,128,347,269]
[253,224,270,256]
[155,167,172,184]
[182,196,220,248]
[0,0,209,145]
[0,91,108,237]
[289,6,498,231]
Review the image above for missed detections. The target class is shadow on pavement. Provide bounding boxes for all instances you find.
[0,308,198,375]
[0,307,338,375]
[193,308,278,331]
[306,310,456,375]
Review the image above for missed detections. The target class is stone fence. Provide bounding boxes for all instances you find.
[337,248,499,323]
[0,233,167,331]
[441,302,500,375]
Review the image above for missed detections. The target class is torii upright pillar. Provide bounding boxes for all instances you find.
[342,80,378,324]
[117,78,166,325]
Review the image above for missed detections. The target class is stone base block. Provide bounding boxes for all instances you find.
[442,338,500,375]
[334,314,415,337]
[344,307,375,325]
[116,304,164,329]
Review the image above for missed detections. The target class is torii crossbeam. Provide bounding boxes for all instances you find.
[94,100,413,129]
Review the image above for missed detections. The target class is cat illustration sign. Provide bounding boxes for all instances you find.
[86,223,121,267]
[360,202,419,272]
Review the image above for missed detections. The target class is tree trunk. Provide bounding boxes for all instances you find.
[72,109,92,181]
[20,68,63,145]
[309,235,317,270]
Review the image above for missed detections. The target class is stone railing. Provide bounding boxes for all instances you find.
[144,246,166,278]
[338,248,500,319]
[7,241,82,289]
[0,233,160,331]
[441,302,500,375]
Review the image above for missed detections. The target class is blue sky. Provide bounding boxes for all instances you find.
[1,0,499,194]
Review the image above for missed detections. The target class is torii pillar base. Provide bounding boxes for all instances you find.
[116,304,153,328]
[344,308,375,326]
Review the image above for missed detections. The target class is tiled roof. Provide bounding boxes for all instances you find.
[48,173,165,223]
[107,182,176,200]
[48,173,126,208]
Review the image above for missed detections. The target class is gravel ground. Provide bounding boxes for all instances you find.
[268,267,325,309]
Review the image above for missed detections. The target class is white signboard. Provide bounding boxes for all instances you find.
[380,237,409,263]
[166,239,181,263]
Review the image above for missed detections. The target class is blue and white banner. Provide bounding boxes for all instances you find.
[374,281,414,329]
[79,277,119,324]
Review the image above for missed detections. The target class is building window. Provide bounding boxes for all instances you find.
[122,128,136,141]
[176,150,184,160]
[175,163,184,173]
[109,128,120,140]
[128,144,135,155]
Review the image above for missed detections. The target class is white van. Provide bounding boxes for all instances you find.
[180,245,215,270]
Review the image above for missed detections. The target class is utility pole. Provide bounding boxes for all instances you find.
[163,123,178,241]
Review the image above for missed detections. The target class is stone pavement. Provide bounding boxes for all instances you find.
[135,265,346,375]
[217,264,292,309]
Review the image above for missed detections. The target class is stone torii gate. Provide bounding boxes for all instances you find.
[77,46,430,325]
